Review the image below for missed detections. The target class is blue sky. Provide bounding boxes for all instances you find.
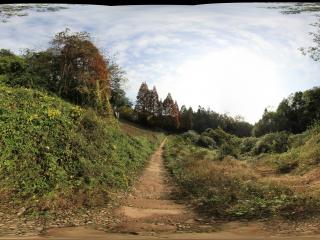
[0,3,319,123]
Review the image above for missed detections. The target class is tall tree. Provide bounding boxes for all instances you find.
[149,86,159,116]
[108,57,131,108]
[162,93,180,130]
[163,93,174,116]
[49,28,110,114]
[180,106,194,131]
[253,87,320,136]
[135,82,149,123]
[157,99,163,118]
[172,101,180,130]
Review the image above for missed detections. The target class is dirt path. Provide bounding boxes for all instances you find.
[105,138,200,234]
[3,139,320,239]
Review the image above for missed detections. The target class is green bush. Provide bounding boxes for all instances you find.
[240,137,258,154]
[0,84,162,210]
[253,132,289,155]
[288,132,308,149]
[182,130,200,143]
[198,128,240,158]
[118,105,136,121]
[198,135,216,149]
[276,160,299,174]
[219,142,239,159]
[163,136,320,220]
[202,127,230,146]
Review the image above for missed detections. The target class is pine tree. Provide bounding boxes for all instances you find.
[173,101,180,129]
[150,86,159,116]
[135,82,149,113]
[163,93,174,116]
[135,82,150,123]
[180,106,194,130]
[158,99,163,117]
[162,93,181,130]
[186,107,194,129]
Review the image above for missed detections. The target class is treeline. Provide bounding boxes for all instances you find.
[253,86,320,136]
[2,28,318,139]
[0,28,130,117]
[119,82,253,137]
[119,82,320,138]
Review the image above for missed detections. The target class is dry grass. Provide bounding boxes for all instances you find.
[164,135,320,220]
[119,120,162,142]
[257,167,320,198]
[186,157,259,182]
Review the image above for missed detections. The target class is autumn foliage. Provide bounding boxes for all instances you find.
[50,29,110,115]
[0,29,112,116]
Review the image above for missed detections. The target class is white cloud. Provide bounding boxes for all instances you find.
[155,47,286,123]
[0,3,319,123]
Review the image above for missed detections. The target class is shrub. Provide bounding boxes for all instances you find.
[163,136,320,220]
[198,128,240,158]
[0,85,162,211]
[253,132,289,155]
[276,160,299,174]
[219,142,238,159]
[118,105,136,122]
[202,127,230,146]
[182,130,200,143]
[198,135,216,149]
[240,137,258,154]
[288,132,308,149]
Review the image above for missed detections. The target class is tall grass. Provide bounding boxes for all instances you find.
[163,135,320,220]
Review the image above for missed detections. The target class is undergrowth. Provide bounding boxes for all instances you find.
[0,84,163,212]
[163,135,320,220]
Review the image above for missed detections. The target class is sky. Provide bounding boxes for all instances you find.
[0,3,319,124]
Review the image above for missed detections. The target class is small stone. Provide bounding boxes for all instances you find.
[186,219,195,224]
[17,207,26,216]
[36,226,44,232]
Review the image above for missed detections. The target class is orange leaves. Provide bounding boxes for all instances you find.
[50,29,110,112]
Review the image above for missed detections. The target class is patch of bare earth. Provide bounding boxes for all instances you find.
[105,139,205,234]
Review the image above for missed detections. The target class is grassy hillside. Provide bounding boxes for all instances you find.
[0,84,163,213]
[249,123,320,174]
[163,125,320,220]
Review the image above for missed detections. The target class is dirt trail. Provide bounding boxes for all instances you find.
[105,138,199,234]
[3,139,320,239]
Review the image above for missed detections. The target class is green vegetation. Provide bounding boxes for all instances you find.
[1,25,320,226]
[122,81,253,136]
[0,29,164,215]
[250,123,320,174]
[0,29,132,118]
[0,83,163,212]
[253,87,320,136]
[163,123,320,220]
